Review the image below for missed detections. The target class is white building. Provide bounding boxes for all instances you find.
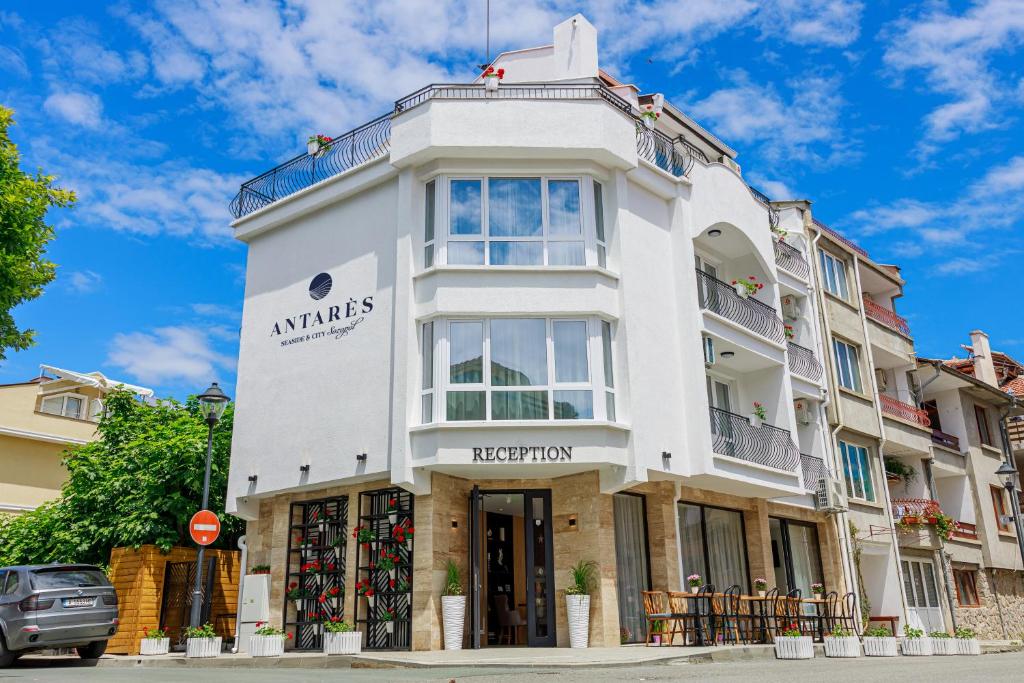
[226,15,847,651]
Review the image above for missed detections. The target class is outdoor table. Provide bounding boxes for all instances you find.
[671,591,724,645]
[739,595,773,643]
[800,598,827,642]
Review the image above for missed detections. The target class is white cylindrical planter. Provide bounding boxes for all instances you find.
[863,637,898,657]
[365,595,374,609]
[307,141,319,156]
[733,283,749,298]
[931,638,957,655]
[566,594,591,649]
[774,636,813,659]
[324,631,361,655]
[757,591,766,598]
[249,635,285,657]
[901,637,932,656]
[442,595,467,651]
[389,568,396,581]
[388,513,397,525]
[749,415,763,428]
[484,75,499,91]
[824,636,861,658]
[186,637,222,658]
[956,638,981,655]
[139,638,170,655]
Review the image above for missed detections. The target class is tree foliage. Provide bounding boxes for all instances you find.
[0,390,242,566]
[0,105,75,361]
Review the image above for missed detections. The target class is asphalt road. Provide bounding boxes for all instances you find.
[2,652,1022,682]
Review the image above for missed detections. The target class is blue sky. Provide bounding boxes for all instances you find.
[1,1,1022,399]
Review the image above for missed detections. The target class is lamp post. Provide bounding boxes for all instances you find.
[995,461,1024,570]
[189,382,231,629]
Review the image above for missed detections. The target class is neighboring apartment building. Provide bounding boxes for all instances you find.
[226,15,849,651]
[913,332,1024,638]
[0,365,152,514]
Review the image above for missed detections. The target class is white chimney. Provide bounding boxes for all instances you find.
[970,330,998,387]
[552,14,598,80]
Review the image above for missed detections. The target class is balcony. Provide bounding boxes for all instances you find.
[773,239,810,279]
[879,394,931,428]
[863,296,912,337]
[709,407,800,472]
[951,521,978,541]
[695,270,785,344]
[636,124,708,178]
[892,498,938,520]
[800,453,830,490]
[931,429,960,451]
[787,342,823,382]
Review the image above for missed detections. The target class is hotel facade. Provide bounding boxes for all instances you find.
[225,15,1022,649]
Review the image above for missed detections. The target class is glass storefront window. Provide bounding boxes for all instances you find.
[677,503,749,592]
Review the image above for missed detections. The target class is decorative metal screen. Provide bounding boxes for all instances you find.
[283,496,348,650]
[354,487,414,650]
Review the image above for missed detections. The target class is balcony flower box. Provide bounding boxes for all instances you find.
[863,636,897,657]
[901,636,932,656]
[774,636,813,659]
[139,637,170,656]
[823,636,861,658]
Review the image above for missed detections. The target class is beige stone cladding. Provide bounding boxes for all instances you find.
[953,565,1024,640]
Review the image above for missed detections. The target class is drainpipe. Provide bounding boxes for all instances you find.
[851,253,913,629]
[230,535,247,654]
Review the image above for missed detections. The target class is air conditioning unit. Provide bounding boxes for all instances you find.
[815,478,848,513]
[875,369,889,391]
[703,336,715,367]
[794,399,812,425]
[781,295,799,321]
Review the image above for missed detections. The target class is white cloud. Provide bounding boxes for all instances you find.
[107,325,236,386]
[0,45,28,78]
[746,172,797,200]
[37,18,148,84]
[43,91,104,129]
[754,0,864,47]
[882,0,1024,151]
[65,270,103,294]
[191,303,241,321]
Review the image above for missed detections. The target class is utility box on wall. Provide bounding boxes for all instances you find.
[237,573,271,653]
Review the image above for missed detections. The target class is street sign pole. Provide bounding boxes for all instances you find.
[189,416,217,629]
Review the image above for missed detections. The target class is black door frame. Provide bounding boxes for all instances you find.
[469,487,556,648]
[770,517,825,594]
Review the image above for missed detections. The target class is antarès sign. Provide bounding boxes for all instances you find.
[472,446,572,463]
[270,272,374,348]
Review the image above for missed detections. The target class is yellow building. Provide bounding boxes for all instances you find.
[0,365,151,514]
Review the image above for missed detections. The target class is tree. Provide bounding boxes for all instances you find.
[0,105,75,361]
[0,390,242,567]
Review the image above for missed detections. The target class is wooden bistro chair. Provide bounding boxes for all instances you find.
[642,591,678,646]
[669,585,714,646]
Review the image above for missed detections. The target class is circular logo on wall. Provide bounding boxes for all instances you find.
[309,273,332,300]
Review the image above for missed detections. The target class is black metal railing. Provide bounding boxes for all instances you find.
[709,407,800,471]
[637,125,702,177]
[800,453,830,490]
[812,217,868,258]
[774,239,809,279]
[695,269,785,343]
[787,341,823,381]
[230,114,392,218]
[394,81,634,114]
[748,185,780,231]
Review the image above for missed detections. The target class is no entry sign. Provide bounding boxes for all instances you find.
[189,509,221,546]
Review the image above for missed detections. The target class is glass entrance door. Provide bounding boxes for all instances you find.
[524,491,555,646]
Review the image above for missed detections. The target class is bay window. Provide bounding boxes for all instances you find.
[421,317,616,423]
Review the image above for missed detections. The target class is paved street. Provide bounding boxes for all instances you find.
[3,652,1023,682]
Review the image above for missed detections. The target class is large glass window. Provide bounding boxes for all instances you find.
[593,181,607,268]
[424,179,436,268]
[819,250,849,300]
[40,394,84,419]
[771,518,824,610]
[677,503,749,592]
[446,177,585,266]
[839,440,875,502]
[833,338,863,393]
[421,322,434,422]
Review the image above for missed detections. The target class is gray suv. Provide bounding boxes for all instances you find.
[0,564,118,666]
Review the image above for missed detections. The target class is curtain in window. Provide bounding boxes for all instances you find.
[613,494,650,643]
[704,507,748,591]
[449,322,483,383]
[678,504,707,583]
[490,319,546,386]
[488,178,542,236]
[553,321,588,382]
[786,523,823,612]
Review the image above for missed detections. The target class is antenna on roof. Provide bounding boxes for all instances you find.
[477,0,491,71]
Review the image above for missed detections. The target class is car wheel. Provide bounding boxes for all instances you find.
[0,634,16,668]
[76,640,108,660]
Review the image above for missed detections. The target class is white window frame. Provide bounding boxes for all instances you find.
[819,249,850,300]
[593,180,608,269]
[39,392,86,419]
[839,440,876,502]
[833,337,863,393]
[440,175,597,267]
[423,316,615,423]
[424,179,437,268]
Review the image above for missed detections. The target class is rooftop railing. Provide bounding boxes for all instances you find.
[787,341,823,382]
[231,81,709,219]
[709,407,800,472]
[695,269,785,344]
[879,394,931,428]
[800,453,830,491]
[863,296,912,337]
[812,217,868,258]
[774,239,809,279]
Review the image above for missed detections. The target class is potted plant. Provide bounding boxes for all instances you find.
[686,574,702,593]
[649,620,665,646]
[730,275,763,299]
[356,579,375,608]
[393,521,415,549]
[481,65,505,90]
[955,626,981,655]
[353,525,376,551]
[324,618,361,655]
[784,324,795,340]
[862,625,898,656]
[287,582,310,613]
[379,607,396,635]
[771,225,788,241]
[250,564,271,575]
[250,621,291,657]
[441,560,466,651]
[377,550,399,581]
[385,497,399,525]
[930,631,956,655]
[884,457,916,487]
[810,582,825,598]
[565,559,596,649]
[139,627,169,656]
[753,577,768,598]
[774,622,813,659]
[640,103,660,129]
[184,623,221,659]
[901,625,932,656]
[823,624,860,658]
[750,402,767,428]
[307,134,333,156]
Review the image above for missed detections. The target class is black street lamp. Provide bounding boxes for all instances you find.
[189,382,231,629]
[996,460,1024,569]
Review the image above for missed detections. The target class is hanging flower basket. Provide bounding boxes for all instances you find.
[775,636,814,659]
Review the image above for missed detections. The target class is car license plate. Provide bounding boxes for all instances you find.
[63,597,94,608]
